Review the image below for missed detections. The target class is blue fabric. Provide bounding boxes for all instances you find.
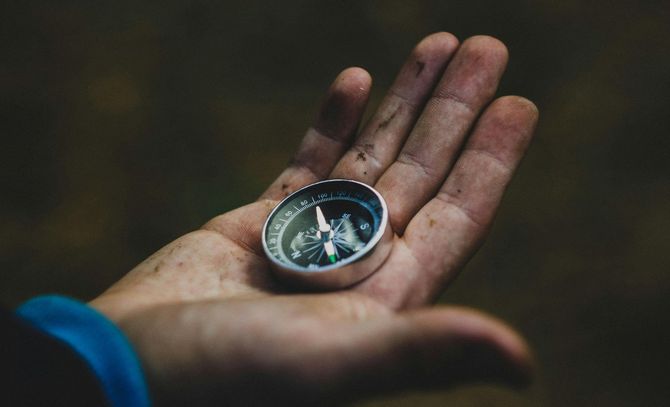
[15,295,150,407]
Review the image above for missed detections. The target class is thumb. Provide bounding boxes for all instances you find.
[323,306,534,404]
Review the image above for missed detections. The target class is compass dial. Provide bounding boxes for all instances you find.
[262,179,391,288]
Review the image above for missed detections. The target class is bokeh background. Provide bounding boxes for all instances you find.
[2,1,669,406]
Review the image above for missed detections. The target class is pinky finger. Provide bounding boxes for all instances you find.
[260,68,372,201]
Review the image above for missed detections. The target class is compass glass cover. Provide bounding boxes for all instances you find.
[263,180,385,270]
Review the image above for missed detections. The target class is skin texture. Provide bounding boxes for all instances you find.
[90,33,539,406]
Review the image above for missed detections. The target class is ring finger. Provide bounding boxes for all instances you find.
[329,32,459,184]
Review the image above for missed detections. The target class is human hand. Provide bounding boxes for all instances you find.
[90,33,539,406]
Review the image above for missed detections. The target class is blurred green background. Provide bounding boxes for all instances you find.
[2,1,669,406]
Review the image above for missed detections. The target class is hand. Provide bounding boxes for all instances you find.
[90,33,538,406]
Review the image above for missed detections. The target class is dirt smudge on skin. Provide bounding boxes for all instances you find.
[281,183,291,197]
[376,107,399,132]
[356,151,367,161]
[428,217,436,227]
[415,61,425,77]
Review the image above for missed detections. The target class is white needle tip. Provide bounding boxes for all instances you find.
[315,206,330,233]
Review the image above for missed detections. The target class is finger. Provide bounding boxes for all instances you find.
[260,67,371,201]
[375,36,510,234]
[397,96,539,304]
[304,307,533,405]
[121,301,532,406]
[330,32,459,184]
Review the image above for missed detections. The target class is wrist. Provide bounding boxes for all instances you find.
[15,295,151,407]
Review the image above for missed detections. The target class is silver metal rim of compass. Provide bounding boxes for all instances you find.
[261,179,393,290]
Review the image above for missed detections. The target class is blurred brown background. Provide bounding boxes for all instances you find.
[1,1,669,406]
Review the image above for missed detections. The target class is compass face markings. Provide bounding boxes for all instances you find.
[262,180,386,272]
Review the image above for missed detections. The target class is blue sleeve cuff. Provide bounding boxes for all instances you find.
[15,295,151,407]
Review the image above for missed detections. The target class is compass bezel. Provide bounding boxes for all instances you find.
[261,179,392,289]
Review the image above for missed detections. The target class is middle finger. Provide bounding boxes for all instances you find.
[376,35,509,233]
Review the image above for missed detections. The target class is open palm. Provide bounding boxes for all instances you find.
[91,33,538,406]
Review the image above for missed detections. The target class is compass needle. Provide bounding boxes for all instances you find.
[315,206,330,233]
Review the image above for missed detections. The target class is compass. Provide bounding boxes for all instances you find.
[262,179,392,289]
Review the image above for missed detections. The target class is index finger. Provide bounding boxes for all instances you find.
[355,96,538,308]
